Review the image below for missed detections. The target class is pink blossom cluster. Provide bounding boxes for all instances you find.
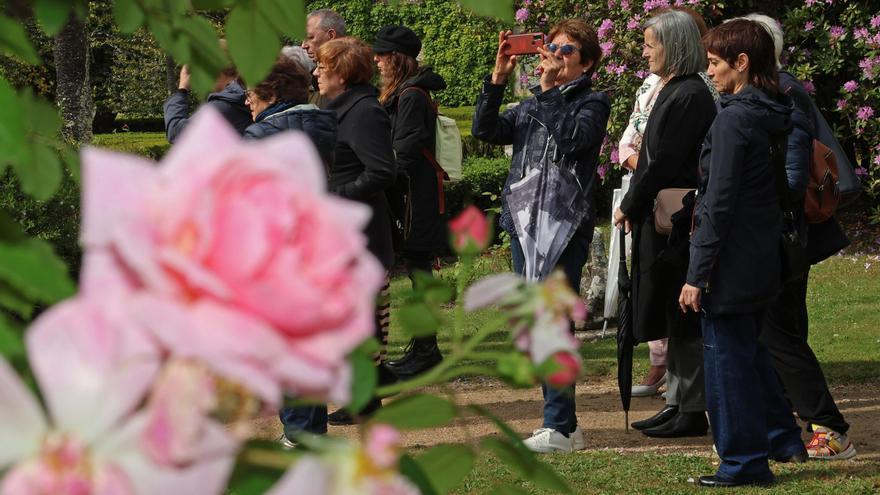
[830,26,845,40]
[600,41,615,57]
[515,7,530,23]
[464,271,585,387]
[598,18,615,40]
[606,61,628,76]
[642,0,670,12]
[857,106,875,121]
[0,109,386,494]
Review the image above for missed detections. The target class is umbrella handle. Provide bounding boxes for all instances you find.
[625,411,629,433]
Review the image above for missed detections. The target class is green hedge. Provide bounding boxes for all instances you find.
[92,132,170,160]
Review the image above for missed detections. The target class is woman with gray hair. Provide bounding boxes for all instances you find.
[613,9,716,438]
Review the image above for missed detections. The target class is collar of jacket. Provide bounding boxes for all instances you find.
[259,103,321,121]
[255,100,296,122]
[326,83,379,120]
[529,72,593,98]
[208,80,246,104]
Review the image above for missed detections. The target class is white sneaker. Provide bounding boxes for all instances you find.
[523,428,574,453]
[571,425,586,451]
[278,434,297,450]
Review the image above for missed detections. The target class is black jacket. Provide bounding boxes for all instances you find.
[243,103,337,172]
[619,74,716,342]
[779,72,850,263]
[688,86,794,315]
[326,84,396,270]
[472,73,610,242]
[163,81,253,144]
[384,67,448,254]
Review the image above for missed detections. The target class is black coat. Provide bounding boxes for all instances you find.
[384,67,448,254]
[688,86,794,315]
[325,84,396,270]
[472,73,610,243]
[619,74,716,342]
[243,103,337,172]
[163,81,253,143]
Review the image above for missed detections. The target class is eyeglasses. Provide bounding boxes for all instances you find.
[547,43,578,56]
[315,64,328,73]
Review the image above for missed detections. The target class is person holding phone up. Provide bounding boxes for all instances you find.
[472,20,610,454]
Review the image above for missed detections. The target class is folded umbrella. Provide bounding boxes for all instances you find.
[615,226,637,431]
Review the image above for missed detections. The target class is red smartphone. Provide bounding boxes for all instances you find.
[502,33,545,56]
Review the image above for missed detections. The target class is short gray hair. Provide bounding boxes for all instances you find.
[735,14,784,69]
[645,10,706,77]
[280,45,315,72]
[308,9,346,37]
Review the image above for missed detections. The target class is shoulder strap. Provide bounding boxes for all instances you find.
[398,86,438,115]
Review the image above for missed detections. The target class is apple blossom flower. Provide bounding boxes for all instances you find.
[0,297,236,495]
[843,80,859,92]
[449,205,491,255]
[464,271,584,369]
[266,425,417,495]
[79,108,384,407]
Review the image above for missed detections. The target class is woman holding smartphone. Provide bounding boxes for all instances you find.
[472,19,610,454]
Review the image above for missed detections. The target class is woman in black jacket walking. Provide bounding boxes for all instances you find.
[612,10,716,439]
[373,25,447,379]
[680,20,806,488]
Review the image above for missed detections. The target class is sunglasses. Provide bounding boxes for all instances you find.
[547,43,578,56]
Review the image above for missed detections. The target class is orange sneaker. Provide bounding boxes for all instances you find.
[806,425,857,460]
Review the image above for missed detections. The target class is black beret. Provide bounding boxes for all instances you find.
[373,25,422,59]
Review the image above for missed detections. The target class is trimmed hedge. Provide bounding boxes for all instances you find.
[92,132,170,160]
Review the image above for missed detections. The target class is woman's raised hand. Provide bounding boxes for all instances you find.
[536,44,564,91]
[491,30,517,85]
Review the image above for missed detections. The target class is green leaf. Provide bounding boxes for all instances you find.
[0,281,35,319]
[257,0,305,39]
[415,444,476,494]
[398,302,441,337]
[227,443,292,494]
[480,438,572,494]
[348,339,378,412]
[457,0,513,22]
[399,455,439,495]
[468,404,533,457]
[0,316,25,361]
[371,394,456,429]
[496,351,536,388]
[0,239,75,304]
[113,0,145,34]
[226,3,281,85]
[531,460,572,493]
[33,0,73,36]
[0,81,27,168]
[13,142,62,201]
[0,15,41,65]
[180,16,226,70]
[22,89,62,138]
[0,210,26,244]
[191,0,235,10]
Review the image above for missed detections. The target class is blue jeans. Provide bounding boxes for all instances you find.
[702,312,804,483]
[279,405,327,438]
[511,228,591,435]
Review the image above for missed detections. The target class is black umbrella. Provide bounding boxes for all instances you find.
[615,227,636,431]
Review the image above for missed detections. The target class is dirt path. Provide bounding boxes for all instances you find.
[252,376,880,460]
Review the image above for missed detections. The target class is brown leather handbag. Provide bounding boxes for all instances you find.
[653,188,694,235]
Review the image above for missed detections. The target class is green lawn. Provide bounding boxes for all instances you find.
[384,248,880,494]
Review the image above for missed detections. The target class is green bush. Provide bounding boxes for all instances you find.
[446,156,509,218]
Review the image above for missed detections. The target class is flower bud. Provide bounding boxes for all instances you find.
[448,206,490,255]
[544,351,581,388]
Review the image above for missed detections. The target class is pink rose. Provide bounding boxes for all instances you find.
[449,205,491,255]
[544,351,582,387]
[80,108,384,405]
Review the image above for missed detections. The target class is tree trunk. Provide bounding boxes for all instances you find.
[55,10,93,143]
[166,55,178,93]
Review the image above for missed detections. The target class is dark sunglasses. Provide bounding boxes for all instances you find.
[547,43,578,56]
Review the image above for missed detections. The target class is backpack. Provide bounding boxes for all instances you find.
[804,139,840,223]
[400,86,463,181]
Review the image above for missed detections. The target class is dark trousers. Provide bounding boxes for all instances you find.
[511,229,591,435]
[403,249,434,285]
[760,269,849,433]
[702,312,804,483]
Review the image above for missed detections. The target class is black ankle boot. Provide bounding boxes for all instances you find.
[387,338,416,367]
[386,336,442,379]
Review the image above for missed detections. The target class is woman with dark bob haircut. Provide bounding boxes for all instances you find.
[678,19,807,488]
[472,18,610,453]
